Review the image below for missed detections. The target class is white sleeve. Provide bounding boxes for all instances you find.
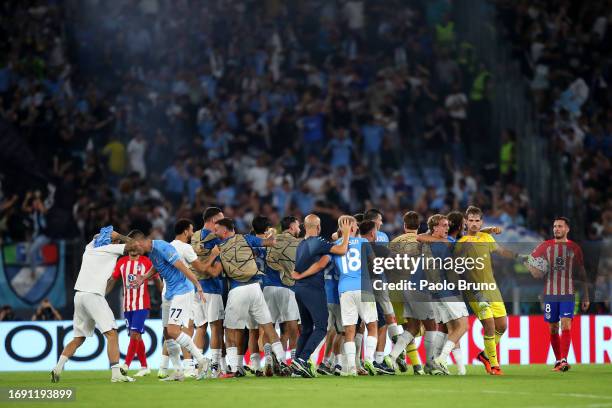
[184,245,198,264]
[94,244,126,255]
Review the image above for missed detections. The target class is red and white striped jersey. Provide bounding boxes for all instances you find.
[112,255,155,311]
[531,240,584,296]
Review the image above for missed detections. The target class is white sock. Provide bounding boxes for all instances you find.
[387,323,403,338]
[354,333,363,365]
[375,351,385,364]
[211,348,221,366]
[439,340,455,363]
[160,354,169,370]
[226,347,238,373]
[452,347,465,371]
[264,343,272,364]
[364,336,377,363]
[55,355,69,373]
[165,339,183,371]
[251,353,261,369]
[271,341,285,362]
[424,331,436,363]
[220,355,228,372]
[343,341,356,370]
[110,363,121,377]
[434,332,447,357]
[183,358,192,370]
[390,331,414,359]
[237,355,244,368]
[176,333,204,362]
[338,353,345,368]
[289,348,296,363]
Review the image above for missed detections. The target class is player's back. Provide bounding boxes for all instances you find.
[75,240,125,296]
[150,239,193,298]
[192,228,224,294]
[295,236,334,289]
[334,236,369,294]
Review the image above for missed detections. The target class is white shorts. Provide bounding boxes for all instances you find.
[434,299,469,324]
[163,292,193,328]
[224,283,272,330]
[340,290,377,326]
[73,292,117,337]
[193,293,225,327]
[263,286,300,323]
[327,303,344,332]
[374,289,394,316]
[402,291,436,321]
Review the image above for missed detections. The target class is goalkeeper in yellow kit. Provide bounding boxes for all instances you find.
[456,206,519,376]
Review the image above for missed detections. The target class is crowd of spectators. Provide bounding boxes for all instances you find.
[0,0,609,314]
[0,0,601,248]
[496,0,611,241]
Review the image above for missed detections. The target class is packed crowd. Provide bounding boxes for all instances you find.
[0,0,600,250]
[0,0,610,255]
[496,0,612,241]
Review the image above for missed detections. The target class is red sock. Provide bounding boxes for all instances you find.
[560,329,572,360]
[137,339,148,368]
[125,338,138,367]
[550,332,560,361]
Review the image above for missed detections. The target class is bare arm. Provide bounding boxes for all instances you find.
[190,254,219,274]
[207,261,223,278]
[493,245,517,259]
[106,277,118,295]
[481,226,502,235]
[173,260,205,300]
[416,233,449,243]
[329,219,351,255]
[292,255,330,280]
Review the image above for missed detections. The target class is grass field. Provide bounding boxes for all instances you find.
[1,365,611,408]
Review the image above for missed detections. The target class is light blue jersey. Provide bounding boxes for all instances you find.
[333,236,371,294]
[149,240,194,300]
[376,230,389,243]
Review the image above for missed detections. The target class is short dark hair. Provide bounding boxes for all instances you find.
[251,215,271,234]
[203,207,223,222]
[403,211,419,230]
[447,211,464,235]
[359,220,377,236]
[554,216,570,227]
[353,213,364,223]
[281,216,298,232]
[216,218,235,231]
[127,229,145,239]
[174,218,194,235]
[465,206,483,219]
[364,209,383,221]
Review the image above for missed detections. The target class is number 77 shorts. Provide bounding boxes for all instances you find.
[162,291,194,327]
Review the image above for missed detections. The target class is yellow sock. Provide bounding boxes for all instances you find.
[484,335,498,367]
[406,341,421,366]
[495,330,503,345]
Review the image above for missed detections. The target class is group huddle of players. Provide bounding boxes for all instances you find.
[50,205,588,383]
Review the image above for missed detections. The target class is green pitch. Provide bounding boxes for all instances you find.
[1,365,611,408]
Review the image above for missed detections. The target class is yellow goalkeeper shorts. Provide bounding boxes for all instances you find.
[470,301,507,320]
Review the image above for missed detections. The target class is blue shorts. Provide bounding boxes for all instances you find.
[125,309,149,334]
[544,296,574,323]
